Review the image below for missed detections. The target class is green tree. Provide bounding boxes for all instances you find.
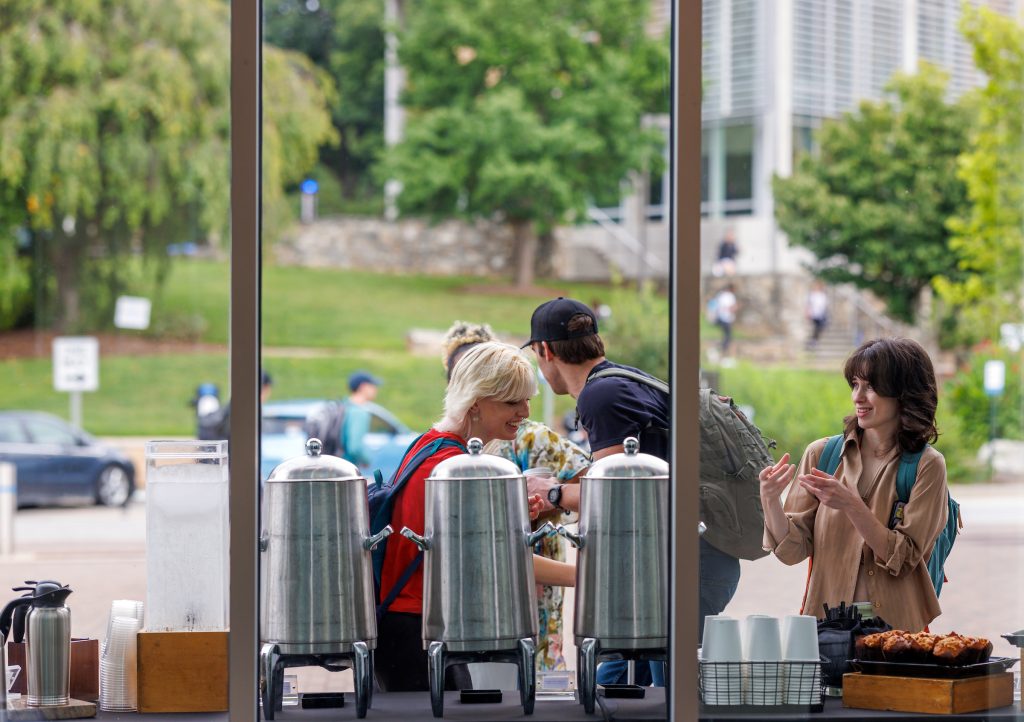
[380,0,669,287]
[263,0,385,205]
[0,0,336,331]
[773,66,971,324]
[934,6,1024,347]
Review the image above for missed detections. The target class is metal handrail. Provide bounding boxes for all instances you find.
[834,285,902,343]
[585,206,662,273]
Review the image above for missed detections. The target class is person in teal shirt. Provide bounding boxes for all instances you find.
[342,370,381,467]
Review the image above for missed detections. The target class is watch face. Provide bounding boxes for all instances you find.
[547,485,562,505]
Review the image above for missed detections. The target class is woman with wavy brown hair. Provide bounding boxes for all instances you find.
[759,337,950,631]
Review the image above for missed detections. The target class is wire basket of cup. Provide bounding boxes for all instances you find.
[99,599,144,712]
[699,614,824,712]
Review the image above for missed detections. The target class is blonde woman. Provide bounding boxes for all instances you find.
[442,322,589,673]
[375,342,575,692]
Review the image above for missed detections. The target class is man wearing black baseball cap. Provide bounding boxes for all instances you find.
[523,297,740,687]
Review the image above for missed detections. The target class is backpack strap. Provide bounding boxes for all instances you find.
[895,447,926,504]
[802,434,844,614]
[375,435,468,619]
[579,367,670,441]
[589,367,670,395]
[816,434,845,476]
[378,554,424,620]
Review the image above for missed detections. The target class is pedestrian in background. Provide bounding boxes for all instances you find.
[712,227,739,277]
[806,280,829,349]
[713,283,738,356]
[341,370,381,467]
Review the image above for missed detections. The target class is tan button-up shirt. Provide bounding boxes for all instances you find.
[763,433,948,632]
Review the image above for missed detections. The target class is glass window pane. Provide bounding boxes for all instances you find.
[0,1,233,709]
[261,0,673,711]
[701,1,1024,717]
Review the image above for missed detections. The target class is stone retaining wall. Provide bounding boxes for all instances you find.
[273,217,518,277]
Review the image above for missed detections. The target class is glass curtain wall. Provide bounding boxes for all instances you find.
[699,0,1024,717]
[0,0,234,713]
[255,0,680,716]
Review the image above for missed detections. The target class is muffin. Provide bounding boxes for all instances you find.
[932,633,968,666]
[907,633,940,664]
[963,635,993,665]
[882,632,913,662]
[855,632,885,662]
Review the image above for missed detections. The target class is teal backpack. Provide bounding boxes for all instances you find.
[817,434,960,597]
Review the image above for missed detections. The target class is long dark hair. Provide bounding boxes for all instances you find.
[842,337,939,454]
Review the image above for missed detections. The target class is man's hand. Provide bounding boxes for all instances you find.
[526,474,557,512]
[527,494,545,520]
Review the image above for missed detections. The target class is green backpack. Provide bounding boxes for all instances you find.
[817,434,960,597]
[585,372,776,562]
[698,388,776,560]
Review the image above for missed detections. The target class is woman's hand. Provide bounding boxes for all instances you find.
[527,494,544,520]
[759,453,796,503]
[798,468,861,511]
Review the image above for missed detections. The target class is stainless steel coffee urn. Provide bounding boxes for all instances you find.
[558,437,669,713]
[401,438,553,717]
[259,439,392,719]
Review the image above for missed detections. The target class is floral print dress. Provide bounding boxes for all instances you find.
[494,420,590,671]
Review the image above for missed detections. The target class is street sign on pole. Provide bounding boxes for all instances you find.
[984,359,1006,397]
[300,178,319,224]
[53,336,99,429]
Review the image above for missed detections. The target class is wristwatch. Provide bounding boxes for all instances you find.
[547,483,565,512]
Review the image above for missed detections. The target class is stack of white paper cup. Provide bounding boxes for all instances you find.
[744,615,783,705]
[782,614,820,705]
[700,616,743,705]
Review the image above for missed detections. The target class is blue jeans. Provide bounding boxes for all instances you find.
[595,538,740,687]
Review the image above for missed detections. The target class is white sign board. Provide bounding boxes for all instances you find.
[1001,323,1024,352]
[114,295,151,330]
[53,336,99,392]
[984,359,1006,397]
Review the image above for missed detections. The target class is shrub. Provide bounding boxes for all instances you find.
[601,280,670,380]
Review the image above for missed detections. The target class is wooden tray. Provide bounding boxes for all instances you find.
[843,671,1014,715]
[5,698,96,720]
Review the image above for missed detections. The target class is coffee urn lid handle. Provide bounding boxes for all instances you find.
[623,437,640,456]
[306,438,323,457]
[467,438,484,455]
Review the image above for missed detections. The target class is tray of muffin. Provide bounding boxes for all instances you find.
[851,630,1018,678]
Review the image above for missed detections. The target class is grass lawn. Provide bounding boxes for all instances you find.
[0,259,603,435]
[157,259,611,350]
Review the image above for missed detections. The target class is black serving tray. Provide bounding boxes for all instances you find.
[850,656,1018,679]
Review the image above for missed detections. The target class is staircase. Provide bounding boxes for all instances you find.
[804,285,910,362]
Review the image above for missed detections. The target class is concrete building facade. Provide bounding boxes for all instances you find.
[699,0,1020,278]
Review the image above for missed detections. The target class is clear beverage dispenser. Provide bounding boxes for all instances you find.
[144,441,229,631]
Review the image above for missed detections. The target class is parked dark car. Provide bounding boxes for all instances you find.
[0,411,136,507]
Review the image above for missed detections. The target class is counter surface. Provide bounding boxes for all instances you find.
[75,691,1023,721]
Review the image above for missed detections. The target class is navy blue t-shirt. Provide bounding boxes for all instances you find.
[576,360,670,462]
